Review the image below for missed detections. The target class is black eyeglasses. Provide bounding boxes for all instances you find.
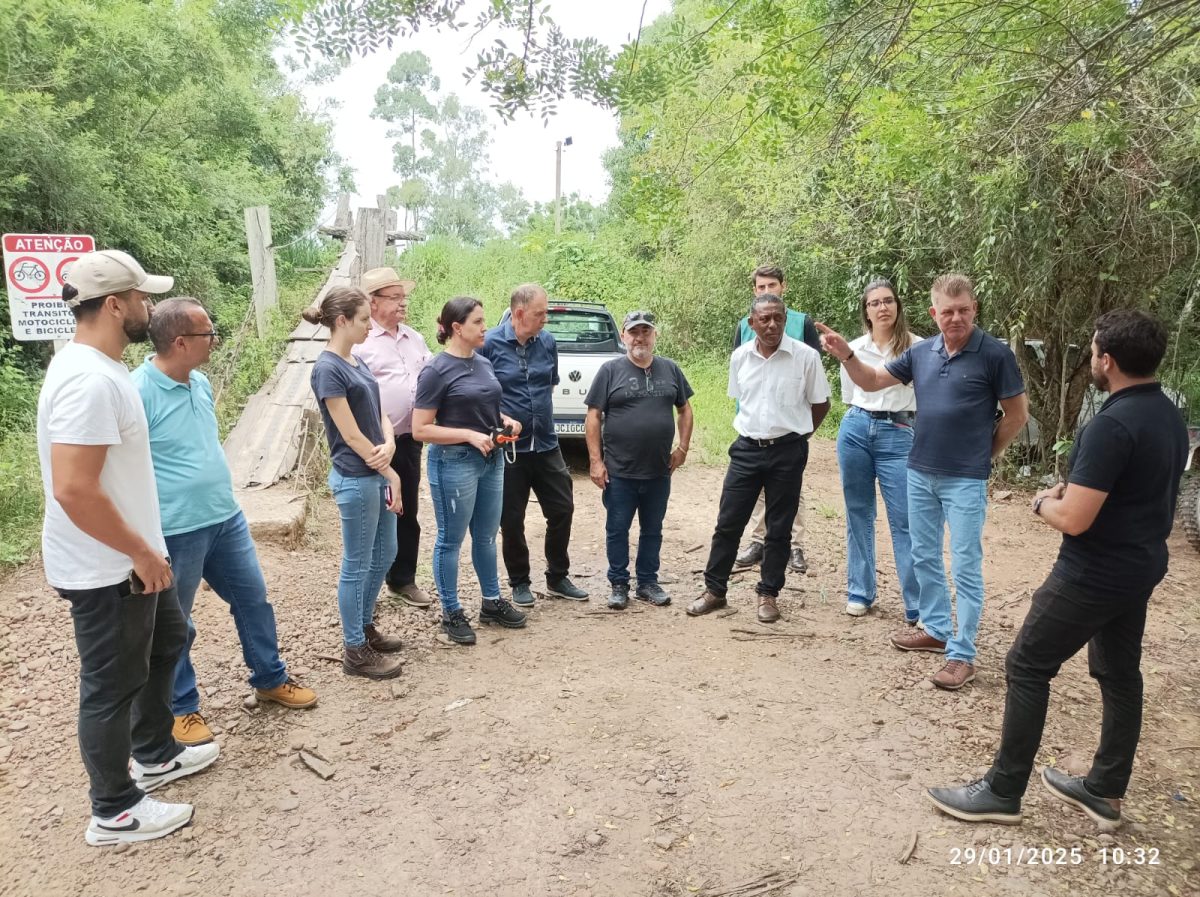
[181,331,219,342]
[515,343,528,374]
[866,297,897,309]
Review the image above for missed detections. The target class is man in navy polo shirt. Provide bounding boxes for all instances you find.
[926,310,1188,829]
[819,274,1028,690]
[481,283,588,606]
[133,298,317,748]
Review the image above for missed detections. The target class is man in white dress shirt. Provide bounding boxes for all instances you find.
[687,294,831,623]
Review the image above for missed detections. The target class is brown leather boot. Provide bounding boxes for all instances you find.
[756,594,780,623]
[364,624,403,653]
[343,643,403,680]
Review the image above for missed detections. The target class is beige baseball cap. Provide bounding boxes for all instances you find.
[361,266,416,296]
[65,249,173,306]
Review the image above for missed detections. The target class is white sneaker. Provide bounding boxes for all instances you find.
[132,742,220,792]
[845,601,870,617]
[85,795,193,846]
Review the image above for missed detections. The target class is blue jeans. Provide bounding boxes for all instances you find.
[907,469,988,663]
[603,475,672,585]
[329,468,398,647]
[165,510,287,716]
[428,444,504,614]
[837,407,919,620]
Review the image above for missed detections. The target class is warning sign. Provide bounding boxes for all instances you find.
[3,233,95,341]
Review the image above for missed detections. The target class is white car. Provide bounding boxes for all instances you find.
[503,301,624,439]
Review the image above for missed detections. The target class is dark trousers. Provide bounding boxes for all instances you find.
[704,435,808,598]
[500,446,574,586]
[603,474,672,586]
[986,573,1152,799]
[59,580,187,818]
[385,433,424,589]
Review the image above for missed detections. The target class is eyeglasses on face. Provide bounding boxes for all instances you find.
[866,297,897,309]
[181,331,219,342]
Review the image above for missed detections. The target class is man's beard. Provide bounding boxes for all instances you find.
[1090,364,1109,392]
[123,317,150,343]
[629,345,653,363]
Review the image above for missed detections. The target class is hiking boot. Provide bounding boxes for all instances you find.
[172,712,213,746]
[1041,766,1123,830]
[479,598,527,628]
[734,541,763,569]
[546,577,589,601]
[757,593,780,623]
[511,583,536,607]
[926,778,1023,825]
[845,600,871,617]
[931,660,976,690]
[788,547,808,573]
[608,582,630,610]
[255,678,318,709]
[890,629,946,653]
[364,624,403,653]
[85,795,194,847]
[132,743,220,793]
[342,643,403,680]
[634,582,671,607]
[390,582,432,608]
[686,590,727,616]
[441,609,477,645]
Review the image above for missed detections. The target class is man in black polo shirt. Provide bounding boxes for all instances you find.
[926,310,1188,830]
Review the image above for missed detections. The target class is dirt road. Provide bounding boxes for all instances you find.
[1,443,1197,896]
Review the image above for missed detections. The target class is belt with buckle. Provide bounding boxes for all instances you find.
[739,432,806,448]
[854,407,916,424]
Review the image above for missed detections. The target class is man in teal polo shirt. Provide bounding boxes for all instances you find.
[132,298,317,746]
[731,264,823,574]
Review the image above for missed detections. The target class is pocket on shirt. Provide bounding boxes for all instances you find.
[774,377,807,404]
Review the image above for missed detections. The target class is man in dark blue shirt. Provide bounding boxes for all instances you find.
[481,284,588,606]
[819,274,1029,690]
[926,310,1188,830]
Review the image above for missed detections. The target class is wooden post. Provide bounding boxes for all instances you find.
[334,193,353,230]
[351,207,385,283]
[377,194,398,232]
[244,206,278,338]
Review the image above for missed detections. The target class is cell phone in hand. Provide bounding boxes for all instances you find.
[128,570,146,595]
[385,485,394,506]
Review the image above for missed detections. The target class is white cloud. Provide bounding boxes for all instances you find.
[298,1,671,222]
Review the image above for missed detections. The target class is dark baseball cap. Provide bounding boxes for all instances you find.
[622,310,657,331]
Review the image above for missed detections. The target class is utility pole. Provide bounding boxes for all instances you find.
[554,136,572,235]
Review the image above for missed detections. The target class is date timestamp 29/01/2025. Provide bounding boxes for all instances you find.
[950,846,1161,866]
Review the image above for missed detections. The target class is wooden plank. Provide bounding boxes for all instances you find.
[351,208,385,282]
[334,192,352,229]
[244,206,277,338]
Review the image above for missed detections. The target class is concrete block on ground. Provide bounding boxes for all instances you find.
[236,486,308,548]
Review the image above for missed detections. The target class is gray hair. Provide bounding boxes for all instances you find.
[149,297,207,354]
[749,292,785,316]
[510,282,547,309]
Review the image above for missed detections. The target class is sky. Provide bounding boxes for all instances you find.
[298,1,672,222]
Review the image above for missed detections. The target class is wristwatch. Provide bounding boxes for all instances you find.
[841,349,855,364]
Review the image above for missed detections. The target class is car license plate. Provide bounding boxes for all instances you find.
[554,420,586,434]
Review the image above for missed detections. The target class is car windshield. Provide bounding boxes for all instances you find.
[546,308,620,354]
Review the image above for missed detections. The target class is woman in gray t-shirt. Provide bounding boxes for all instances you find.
[306,287,404,681]
[413,297,527,646]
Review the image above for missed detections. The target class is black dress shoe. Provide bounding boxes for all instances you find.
[733,542,763,569]
[926,778,1022,825]
[788,547,808,573]
[1041,767,1123,830]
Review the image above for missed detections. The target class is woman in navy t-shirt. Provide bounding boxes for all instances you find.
[305,287,404,680]
[413,297,527,646]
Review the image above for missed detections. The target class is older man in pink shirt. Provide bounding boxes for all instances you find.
[355,267,433,607]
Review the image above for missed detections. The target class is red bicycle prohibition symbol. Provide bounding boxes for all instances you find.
[7,256,50,294]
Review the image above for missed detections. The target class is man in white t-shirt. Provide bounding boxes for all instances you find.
[37,250,219,847]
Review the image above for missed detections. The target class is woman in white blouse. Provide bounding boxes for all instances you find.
[838,279,921,621]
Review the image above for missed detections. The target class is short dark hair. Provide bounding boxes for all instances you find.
[63,283,105,321]
[1093,310,1168,377]
[751,265,785,286]
[149,297,206,354]
[749,292,785,317]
